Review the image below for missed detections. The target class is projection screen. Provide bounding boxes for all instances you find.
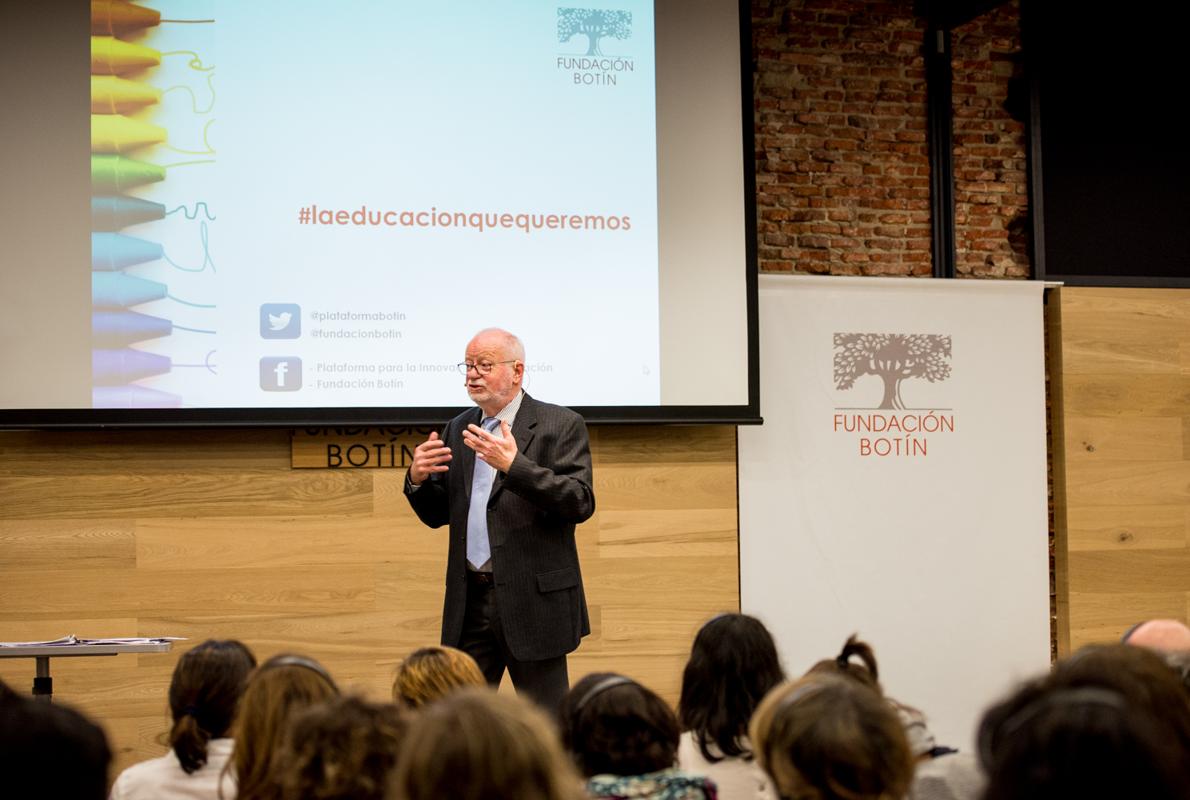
[0,0,758,426]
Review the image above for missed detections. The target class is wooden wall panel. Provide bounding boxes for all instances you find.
[0,425,739,773]
[1050,287,1190,654]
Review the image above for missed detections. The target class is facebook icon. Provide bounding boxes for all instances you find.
[260,357,302,392]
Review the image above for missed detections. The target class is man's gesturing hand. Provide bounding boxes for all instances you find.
[463,419,517,474]
[409,431,452,485]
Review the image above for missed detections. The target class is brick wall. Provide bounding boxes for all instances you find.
[952,3,1029,278]
[753,0,1027,278]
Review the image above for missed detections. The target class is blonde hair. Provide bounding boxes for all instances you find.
[391,646,485,708]
[390,687,584,800]
[231,654,339,800]
[750,674,913,800]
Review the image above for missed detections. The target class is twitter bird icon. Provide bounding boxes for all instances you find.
[260,303,301,339]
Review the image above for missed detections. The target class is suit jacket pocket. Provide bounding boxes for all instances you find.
[536,566,579,593]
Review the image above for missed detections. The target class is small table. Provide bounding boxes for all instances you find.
[0,641,173,702]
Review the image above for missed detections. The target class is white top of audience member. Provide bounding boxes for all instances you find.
[909,752,986,800]
[677,731,776,800]
[109,738,235,800]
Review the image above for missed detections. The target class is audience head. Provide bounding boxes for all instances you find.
[390,686,582,800]
[978,644,1190,800]
[806,634,882,695]
[1047,643,1190,752]
[561,672,680,778]
[234,653,340,800]
[751,674,914,800]
[1123,618,1190,654]
[391,645,485,708]
[807,633,945,758]
[278,695,407,800]
[978,680,1187,800]
[678,613,784,761]
[168,639,256,773]
[0,690,111,799]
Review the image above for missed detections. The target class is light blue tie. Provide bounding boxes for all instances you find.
[466,416,501,570]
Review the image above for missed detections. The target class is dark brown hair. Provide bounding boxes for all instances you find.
[561,673,680,778]
[978,643,1190,797]
[678,613,784,762]
[168,639,256,774]
[277,695,407,800]
[1050,643,1190,752]
[807,633,931,742]
[979,683,1187,800]
[390,687,583,800]
[751,674,914,800]
[807,634,882,694]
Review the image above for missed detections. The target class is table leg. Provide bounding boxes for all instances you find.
[32,655,52,702]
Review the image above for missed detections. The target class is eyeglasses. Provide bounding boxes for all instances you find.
[457,360,517,375]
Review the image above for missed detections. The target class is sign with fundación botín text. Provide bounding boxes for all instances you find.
[291,427,441,470]
[739,274,1051,755]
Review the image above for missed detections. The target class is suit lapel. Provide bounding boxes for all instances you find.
[489,394,537,503]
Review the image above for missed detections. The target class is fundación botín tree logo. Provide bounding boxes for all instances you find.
[557,9,633,86]
[832,333,954,457]
[558,8,631,55]
[834,333,952,409]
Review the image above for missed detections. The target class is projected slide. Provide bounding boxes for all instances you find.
[90,1,659,409]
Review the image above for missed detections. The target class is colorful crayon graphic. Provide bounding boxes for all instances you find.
[91,232,164,270]
[90,1,216,408]
[91,75,162,114]
[93,309,174,346]
[93,386,182,408]
[92,348,171,383]
[92,195,167,230]
[91,154,166,193]
[92,272,168,307]
[91,36,160,75]
[91,0,162,36]
[91,114,167,153]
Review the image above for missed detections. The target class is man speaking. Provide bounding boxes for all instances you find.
[404,328,595,709]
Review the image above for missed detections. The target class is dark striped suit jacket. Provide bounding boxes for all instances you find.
[404,393,595,661]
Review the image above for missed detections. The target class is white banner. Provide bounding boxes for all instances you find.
[740,274,1050,751]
